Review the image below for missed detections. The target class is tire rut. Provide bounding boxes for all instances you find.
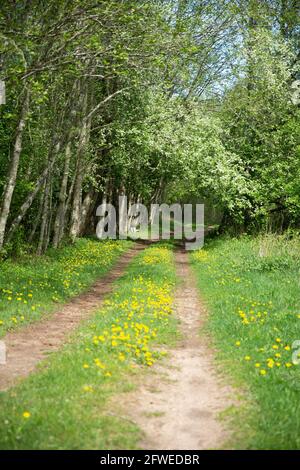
[0,243,145,391]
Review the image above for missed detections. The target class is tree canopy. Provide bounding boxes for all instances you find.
[0,0,299,254]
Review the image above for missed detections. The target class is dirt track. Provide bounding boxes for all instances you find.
[0,244,144,391]
[123,250,233,450]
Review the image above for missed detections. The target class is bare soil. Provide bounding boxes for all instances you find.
[122,249,233,450]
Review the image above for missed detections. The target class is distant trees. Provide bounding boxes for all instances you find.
[0,0,299,255]
[219,0,300,231]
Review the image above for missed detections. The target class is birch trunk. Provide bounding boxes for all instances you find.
[44,177,53,252]
[0,88,30,248]
[118,185,128,238]
[69,100,91,242]
[52,140,72,247]
[149,178,164,224]
[28,183,45,243]
[79,189,96,236]
[6,138,61,243]
[37,170,51,255]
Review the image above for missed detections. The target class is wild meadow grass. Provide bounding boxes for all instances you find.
[191,234,300,449]
[0,238,131,337]
[0,242,177,449]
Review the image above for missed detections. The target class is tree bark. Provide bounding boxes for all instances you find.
[37,169,51,255]
[28,183,45,244]
[79,189,96,236]
[52,139,72,248]
[6,137,61,244]
[0,88,30,248]
[69,83,91,242]
[69,115,91,242]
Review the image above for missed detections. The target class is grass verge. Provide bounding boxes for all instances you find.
[0,242,177,449]
[0,238,132,336]
[191,234,300,450]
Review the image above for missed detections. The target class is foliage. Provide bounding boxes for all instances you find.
[0,0,299,249]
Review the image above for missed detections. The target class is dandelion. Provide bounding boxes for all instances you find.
[22,411,31,419]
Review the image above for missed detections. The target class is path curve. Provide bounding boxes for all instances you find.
[0,243,145,391]
[123,249,233,450]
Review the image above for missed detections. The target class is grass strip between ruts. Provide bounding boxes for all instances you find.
[0,241,178,450]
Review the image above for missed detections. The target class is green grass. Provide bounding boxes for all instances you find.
[0,238,132,337]
[0,242,178,449]
[191,234,300,449]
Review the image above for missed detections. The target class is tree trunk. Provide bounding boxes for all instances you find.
[37,170,51,255]
[149,177,164,224]
[79,189,96,236]
[6,137,61,244]
[69,97,91,242]
[0,88,30,248]
[52,140,72,248]
[28,183,45,244]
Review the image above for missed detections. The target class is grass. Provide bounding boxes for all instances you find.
[0,238,132,337]
[190,234,300,449]
[0,242,178,449]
